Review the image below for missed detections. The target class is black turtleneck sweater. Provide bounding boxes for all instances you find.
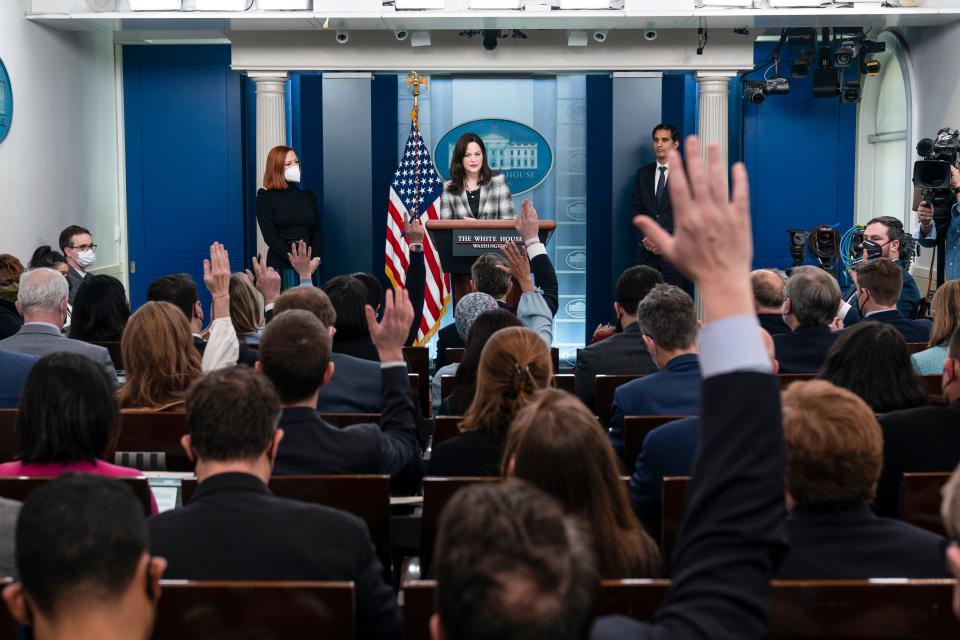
[255,186,322,270]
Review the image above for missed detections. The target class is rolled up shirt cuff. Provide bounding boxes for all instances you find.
[525,242,547,260]
[298,277,313,287]
[698,314,772,379]
[380,361,406,369]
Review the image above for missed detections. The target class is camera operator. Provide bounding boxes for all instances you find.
[915,163,960,283]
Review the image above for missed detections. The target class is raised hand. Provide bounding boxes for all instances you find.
[516,200,540,242]
[287,240,321,281]
[365,288,414,363]
[633,136,753,323]
[496,241,534,293]
[203,242,231,320]
[246,254,282,304]
[405,218,426,245]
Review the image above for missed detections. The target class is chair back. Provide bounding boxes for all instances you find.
[403,346,431,418]
[91,340,124,371]
[777,373,816,388]
[0,410,17,463]
[115,411,190,472]
[0,476,152,517]
[901,471,950,536]
[594,374,645,428]
[551,373,575,393]
[433,416,463,447]
[421,477,497,576]
[660,475,691,562]
[622,415,690,468]
[906,342,929,355]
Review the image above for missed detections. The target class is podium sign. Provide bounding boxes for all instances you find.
[452,230,524,256]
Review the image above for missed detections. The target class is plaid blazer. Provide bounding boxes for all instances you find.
[439,173,515,220]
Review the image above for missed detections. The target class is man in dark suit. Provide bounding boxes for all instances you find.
[0,350,38,409]
[775,379,947,579]
[434,136,788,639]
[751,268,791,335]
[848,257,932,343]
[630,123,692,297]
[840,216,921,323]
[574,265,661,410]
[148,364,402,640]
[435,202,558,368]
[256,307,419,476]
[608,284,700,455]
[58,225,95,306]
[874,329,960,517]
[774,266,843,373]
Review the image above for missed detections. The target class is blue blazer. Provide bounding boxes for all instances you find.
[315,352,381,414]
[608,354,701,453]
[0,350,38,409]
[773,325,841,374]
[629,417,699,536]
[863,310,932,343]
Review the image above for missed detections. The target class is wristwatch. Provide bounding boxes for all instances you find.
[410,243,424,254]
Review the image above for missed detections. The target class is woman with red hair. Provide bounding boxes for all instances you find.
[255,145,322,288]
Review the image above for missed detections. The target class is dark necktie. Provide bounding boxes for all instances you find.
[655,166,667,201]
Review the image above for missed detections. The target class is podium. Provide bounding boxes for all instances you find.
[426,220,556,308]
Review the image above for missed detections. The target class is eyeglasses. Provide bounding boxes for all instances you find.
[71,244,97,252]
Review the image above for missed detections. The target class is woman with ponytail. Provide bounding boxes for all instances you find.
[428,326,551,476]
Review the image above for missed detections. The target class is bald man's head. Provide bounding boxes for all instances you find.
[751,269,786,313]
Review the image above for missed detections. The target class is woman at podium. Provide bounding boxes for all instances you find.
[439,133,515,220]
[256,145,322,288]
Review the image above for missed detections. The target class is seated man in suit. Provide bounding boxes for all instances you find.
[3,474,165,640]
[58,224,95,306]
[751,268,790,335]
[436,136,788,639]
[608,284,699,455]
[774,266,842,373]
[435,201,558,368]
[776,379,947,579]
[257,306,419,476]
[0,268,116,382]
[840,216,921,323]
[272,285,382,414]
[148,364,401,640]
[629,329,779,534]
[0,349,38,409]
[849,257,932,343]
[874,328,960,517]
[575,265,661,410]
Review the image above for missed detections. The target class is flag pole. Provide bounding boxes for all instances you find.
[406,70,428,129]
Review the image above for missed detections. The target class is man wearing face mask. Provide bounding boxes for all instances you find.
[58,225,97,306]
[256,145,322,289]
[838,216,921,324]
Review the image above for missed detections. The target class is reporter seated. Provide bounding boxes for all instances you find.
[258,308,418,477]
[3,474,165,640]
[148,365,401,640]
[117,302,201,411]
[818,321,927,414]
[875,328,960,517]
[773,266,842,373]
[228,273,265,347]
[428,327,551,477]
[272,285,381,414]
[431,293,499,414]
[608,284,700,455]
[68,275,130,344]
[775,379,947,579]
[912,281,960,375]
[323,275,380,362]
[849,257,932,343]
[0,349,37,409]
[504,389,661,578]
[0,353,158,514]
[751,268,790,336]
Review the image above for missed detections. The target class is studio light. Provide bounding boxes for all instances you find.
[743,81,766,104]
[833,38,859,68]
[791,48,813,78]
[841,81,862,104]
[812,68,841,98]
[482,29,502,50]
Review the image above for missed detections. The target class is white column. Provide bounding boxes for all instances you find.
[249,72,289,259]
[695,71,737,175]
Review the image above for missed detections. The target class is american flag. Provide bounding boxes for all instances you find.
[384,123,450,345]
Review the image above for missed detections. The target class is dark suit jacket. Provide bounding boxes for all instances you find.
[773,325,841,373]
[862,309,932,343]
[276,365,418,476]
[316,352,382,414]
[629,417,699,536]
[575,322,657,411]
[0,350,38,409]
[428,428,504,477]
[608,354,700,453]
[631,163,673,266]
[843,260,922,322]
[757,313,791,336]
[66,268,85,306]
[874,400,960,517]
[0,300,22,341]
[334,336,380,362]
[592,371,786,639]
[148,472,401,640]
[776,505,947,579]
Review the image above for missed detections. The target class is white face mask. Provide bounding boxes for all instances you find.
[284,166,301,184]
[76,250,96,269]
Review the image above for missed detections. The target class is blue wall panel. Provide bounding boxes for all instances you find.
[744,42,857,271]
[585,74,613,338]
[123,45,243,310]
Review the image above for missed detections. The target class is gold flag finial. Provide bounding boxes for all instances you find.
[406,71,429,128]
